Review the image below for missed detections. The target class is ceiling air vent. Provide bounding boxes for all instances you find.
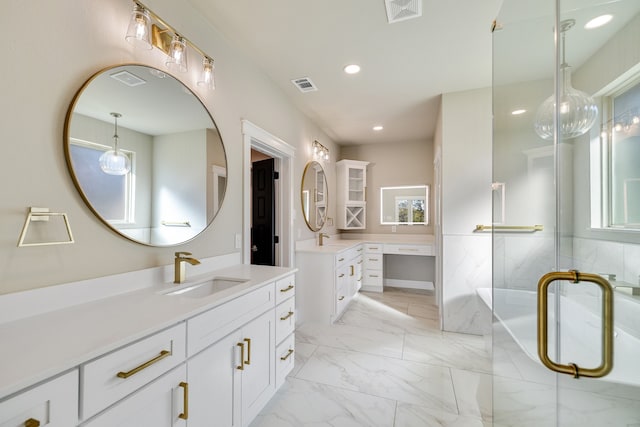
[291,77,318,93]
[384,0,422,24]
[110,70,147,87]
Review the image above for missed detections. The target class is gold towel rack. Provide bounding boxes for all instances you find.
[161,220,191,227]
[474,224,543,232]
[17,207,75,247]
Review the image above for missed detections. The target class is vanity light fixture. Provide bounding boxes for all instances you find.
[125,1,216,89]
[197,57,215,90]
[534,19,598,140]
[313,140,330,161]
[125,3,152,49]
[99,112,131,176]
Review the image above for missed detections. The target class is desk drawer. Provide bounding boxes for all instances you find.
[275,298,295,344]
[364,255,383,270]
[383,244,433,256]
[363,270,383,288]
[275,275,295,305]
[81,323,186,420]
[275,333,295,389]
[364,243,383,254]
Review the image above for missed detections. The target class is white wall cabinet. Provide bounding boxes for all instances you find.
[336,160,369,229]
[0,370,78,427]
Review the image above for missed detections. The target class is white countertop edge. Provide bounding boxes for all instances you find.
[0,260,296,399]
[295,233,435,253]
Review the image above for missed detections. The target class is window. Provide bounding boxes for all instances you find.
[69,138,134,223]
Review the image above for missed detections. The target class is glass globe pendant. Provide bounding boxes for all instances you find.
[99,113,131,176]
[534,19,598,140]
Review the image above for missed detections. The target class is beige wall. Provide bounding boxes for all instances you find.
[338,140,434,235]
[0,0,334,294]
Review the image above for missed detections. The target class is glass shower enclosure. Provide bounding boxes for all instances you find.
[492,0,640,425]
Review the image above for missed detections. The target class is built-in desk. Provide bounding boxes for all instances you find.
[295,234,435,324]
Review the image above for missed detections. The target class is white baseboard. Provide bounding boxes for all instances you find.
[360,285,383,293]
[384,279,434,291]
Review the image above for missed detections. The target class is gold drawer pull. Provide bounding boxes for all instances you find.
[178,381,189,420]
[280,284,294,292]
[280,311,294,321]
[338,296,345,301]
[280,348,294,361]
[116,350,171,379]
[369,258,379,261]
[357,260,363,264]
[357,248,363,252]
[369,247,379,250]
[338,257,345,262]
[25,419,40,427]
[237,342,245,370]
[244,338,252,365]
[338,273,345,278]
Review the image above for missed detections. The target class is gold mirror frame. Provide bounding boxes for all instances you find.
[63,64,227,246]
[301,161,328,232]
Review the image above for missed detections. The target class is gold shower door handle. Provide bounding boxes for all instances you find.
[537,270,614,379]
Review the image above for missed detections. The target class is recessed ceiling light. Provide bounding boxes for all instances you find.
[585,14,613,29]
[373,125,384,131]
[511,109,527,115]
[344,64,361,74]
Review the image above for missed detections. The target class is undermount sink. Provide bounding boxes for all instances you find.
[164,277,249,298]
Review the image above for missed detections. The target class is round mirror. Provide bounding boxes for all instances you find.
[301,161,328,231]
[64,64,227,246]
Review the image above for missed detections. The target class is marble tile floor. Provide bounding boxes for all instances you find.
[251,288,492,427]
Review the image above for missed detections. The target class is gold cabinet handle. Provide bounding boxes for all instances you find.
[280,311,294,321]
[338,257,345,262]
[357,260,363,264]
[237,342,245,370]
[244,338,251,365]
[338,273,345,278]
[537,270,613,379]
[280,284,294,293]
[338,296,345,301]
[25,419,40,427]
[116,350,171,379]
[178,381,189,420]
[350,265,355,276]
[280,348,294,361]
[357,248,363,252]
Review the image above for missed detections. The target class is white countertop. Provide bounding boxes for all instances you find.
[295,233,435,254]
[0,264,296,399]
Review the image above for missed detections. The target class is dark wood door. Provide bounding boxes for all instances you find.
[251,158,276,265]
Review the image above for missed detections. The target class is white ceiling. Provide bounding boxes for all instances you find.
[188,0,504,145]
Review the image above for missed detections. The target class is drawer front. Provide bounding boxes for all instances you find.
[275,275,295,305]
[364,243,383,254]
[188,283,275,356]
[363,270,383,288]
[335,252,349,267]
[275,333,295,389]
[364,254,383,270]
[275,298,295,344]
[0,370,78,427]
[81,323,186,420]
[335,281,350,317]
[383,243,433,256]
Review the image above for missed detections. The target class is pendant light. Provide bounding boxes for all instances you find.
[534,19,598,140]
[99,113,131,176]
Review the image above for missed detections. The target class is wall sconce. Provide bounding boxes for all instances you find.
[313,140,329,161]
[125,1,216,90]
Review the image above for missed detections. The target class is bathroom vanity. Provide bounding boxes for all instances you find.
[0,258,296,427]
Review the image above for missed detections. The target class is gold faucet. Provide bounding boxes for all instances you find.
[318,233,330,246]
[174,252,201,284]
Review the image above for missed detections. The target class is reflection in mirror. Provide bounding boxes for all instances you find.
[64,64,227,246]
[380,185,428,225]
[301,161,327,232]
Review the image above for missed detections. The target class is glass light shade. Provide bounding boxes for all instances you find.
[197,57,215,90]
[166,35,188,72]
[99,150,131,175]
[534,67,598,140]
[125,4,152,49]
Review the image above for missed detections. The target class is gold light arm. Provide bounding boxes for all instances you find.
[116,350,171,379]
[537,270,614,379]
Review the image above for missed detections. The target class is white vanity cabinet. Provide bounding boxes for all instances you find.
[296,245,362,324]
[336,160,369,230]
[362,243,383,292]
[81,365,187,427]
[0,370,78,427]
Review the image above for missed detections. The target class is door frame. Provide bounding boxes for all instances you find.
[242,120,295,267]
